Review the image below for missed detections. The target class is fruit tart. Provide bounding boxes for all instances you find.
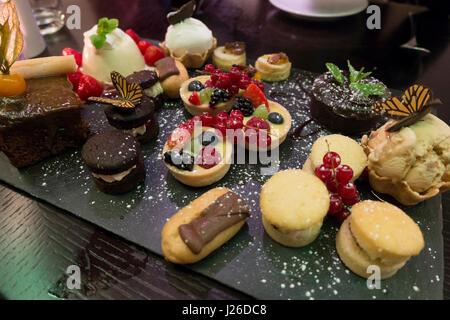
[310,61,391,134]
[255,53,291,82]
[212,41,246,72]
[162,113,234,187]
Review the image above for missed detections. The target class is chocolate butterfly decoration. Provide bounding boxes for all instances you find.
[371,85,443,132]
[167,0,196,25]
[89,71,143,109]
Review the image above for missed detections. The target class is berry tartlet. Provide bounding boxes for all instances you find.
[162,114,234,187]
[212,41,246,72]
[310,61,391,134]
[180,64,266,116]
[260,170,330,247]
[255,53,292,82]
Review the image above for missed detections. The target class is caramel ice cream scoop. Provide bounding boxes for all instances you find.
[362,114,450,205]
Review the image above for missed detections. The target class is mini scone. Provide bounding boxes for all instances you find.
[180,76,234,116]
[260,170,330,247]
[160,1,216,69]
[161,188,250,264]
[336,200,424,279]
[212,41,246,72]
[303,134,367,182]
[155,57,189,99]
[362,114,450,206]
[255,53,292,82]
[162,118,233,187]
[81,130,146,195]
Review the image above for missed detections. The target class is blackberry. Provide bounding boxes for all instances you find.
[199,131,217,146]
[164,150,194,171]
[209,89,231,107]
[188,80,204,92]
[233,97,254,117]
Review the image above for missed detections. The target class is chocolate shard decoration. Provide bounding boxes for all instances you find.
[167,0,196,25]
[155,57,180,81]
[178,192,250,254]
[225,41,246,55]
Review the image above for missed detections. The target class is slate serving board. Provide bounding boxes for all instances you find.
[0,69,443,300]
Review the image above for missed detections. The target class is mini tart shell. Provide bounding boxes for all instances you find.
[162,129,233,187]
[255,54,292,82]
[361,135,450,206]
[159,38,217,69]
[180,75,234,116]
[242,100,292,152]
[212,46,246,72]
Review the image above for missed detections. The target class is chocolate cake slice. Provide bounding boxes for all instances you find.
[0,76,88,168]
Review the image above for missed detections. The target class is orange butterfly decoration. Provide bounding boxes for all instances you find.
[371,85,442,132]
[88,71,143,109]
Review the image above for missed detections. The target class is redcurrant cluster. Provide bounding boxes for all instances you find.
[204,64,264,95]
[314,151,360,222]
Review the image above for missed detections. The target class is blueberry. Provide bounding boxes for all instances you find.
[188,80,204,92]
[268,112,284,124]
[199,131,217,146]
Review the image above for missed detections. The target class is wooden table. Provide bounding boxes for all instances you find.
[1,0,449,300]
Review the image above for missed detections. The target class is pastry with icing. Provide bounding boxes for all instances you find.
[155,57,189,99]
[336,200,424,279]
[160,1,216,69]
[255,52,291,82]
[260,170,330,247]
[212,41,246,72]
[162,188,250,264]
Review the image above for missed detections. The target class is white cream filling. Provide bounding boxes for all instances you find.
[144,82,164,98]
[123,123,147,137]
[92,165,137,183]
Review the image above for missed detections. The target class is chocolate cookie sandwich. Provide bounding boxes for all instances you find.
[81,130,146,195]
[310,61,391,134]
[126,70,164,110]
[90,71,159,144]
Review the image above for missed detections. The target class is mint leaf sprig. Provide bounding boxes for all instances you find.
[325,60,386,98]
[90,17,119,50]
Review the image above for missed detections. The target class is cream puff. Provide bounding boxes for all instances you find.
[336,200,424,279]
[212,41,246,72]
[260,169,330,247]
[255,53,291,82]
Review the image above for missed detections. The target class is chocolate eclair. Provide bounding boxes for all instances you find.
[161,188,250,264]
[126,70,164,110]
[310,62,391,134]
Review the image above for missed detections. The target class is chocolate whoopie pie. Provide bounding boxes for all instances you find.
[310,66,391,135]
[126,70,164,110]
[104,95,159,144]
[82,131,146,195]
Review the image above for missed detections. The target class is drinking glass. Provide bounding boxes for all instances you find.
[29,0,65,35]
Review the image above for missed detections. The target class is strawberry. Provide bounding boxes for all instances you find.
[137,40,152,55]
[188,91,201,105]
[77,74,103,101]
[167,124,192,149]
[242,84,269,111]
[62,48,82,67]
[144,45,165,66]
[125,29,140,44]
[67,68,83,91]
[196,146,222,169]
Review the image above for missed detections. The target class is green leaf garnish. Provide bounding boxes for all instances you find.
[350,82,386,98]
[347,60,358,83]
[90,17,119,50]
[326,63,346,86]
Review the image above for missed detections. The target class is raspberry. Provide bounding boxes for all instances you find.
[197,146,222,169]
[246,117,270,131]
[227,117,243,130]
[77,74,103,101]
[214,121,227,137]
[137,41,152,55]
[200,113,215,127]
[62,48,82,67]
[205,64,215,73]
[125,29,140,44]
[215,112,229,124]
[230,110,244,121]
[67,69,83,91]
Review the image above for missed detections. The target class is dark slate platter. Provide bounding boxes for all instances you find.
[0,69,443,300]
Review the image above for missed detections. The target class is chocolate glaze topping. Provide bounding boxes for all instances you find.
[178,191,250,254]
[155,57,180,81]
[268,53,288,64]
[225,41,246,55]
